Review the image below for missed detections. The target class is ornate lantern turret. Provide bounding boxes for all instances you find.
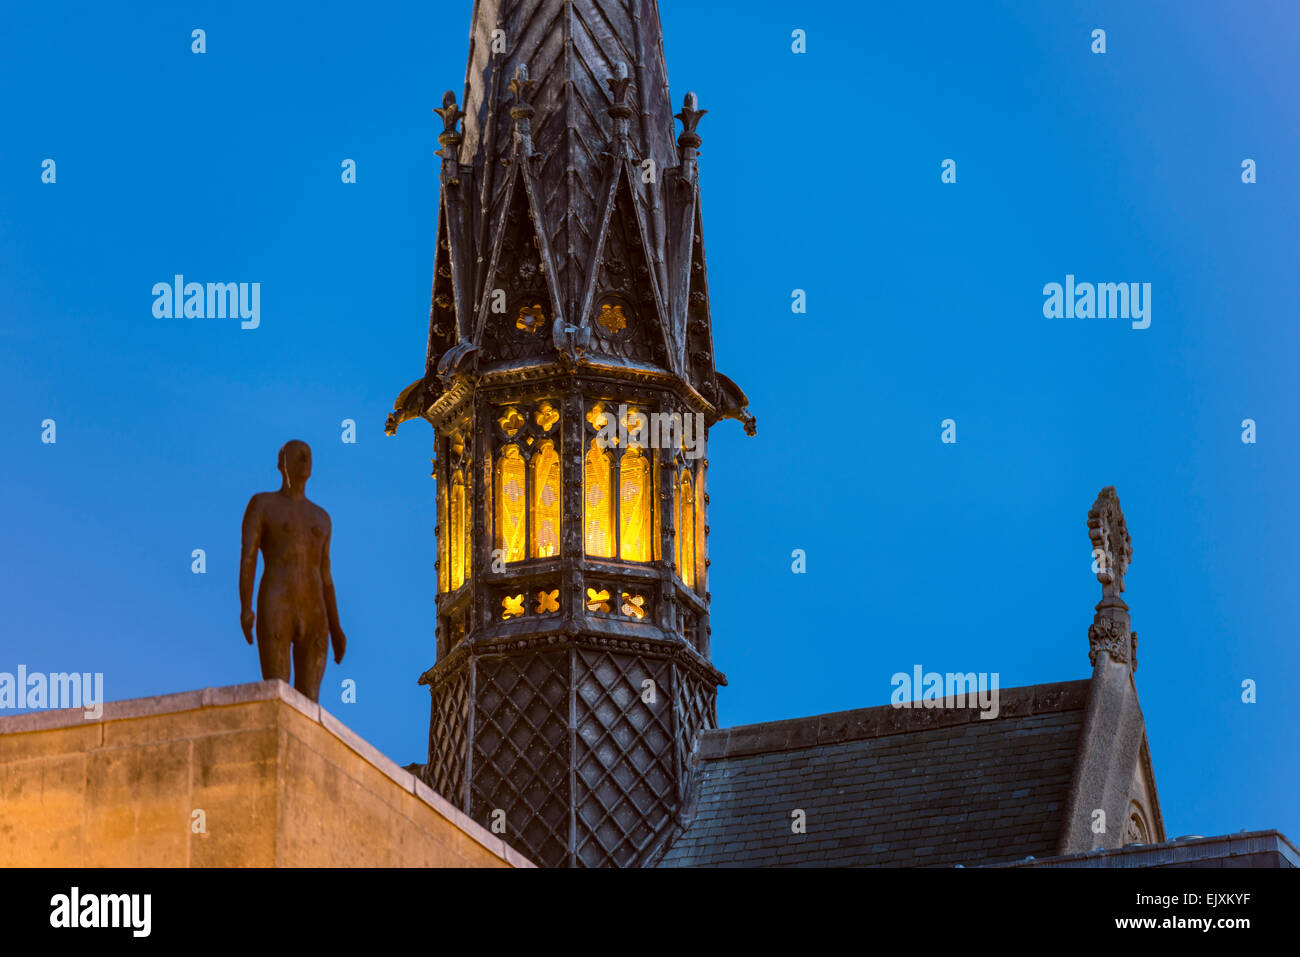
[386,0,754,867]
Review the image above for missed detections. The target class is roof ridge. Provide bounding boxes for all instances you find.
[696,679,1092,761]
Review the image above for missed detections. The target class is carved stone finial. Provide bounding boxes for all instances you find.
[507,64,535,121]
[606,63,634,121]
[1086,486,1136,671]
[1088,486,1132,597]
[433,90,465,149]
[675,91,707,150]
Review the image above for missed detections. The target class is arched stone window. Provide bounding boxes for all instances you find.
[584,441,614,558]
[619,446,652,561]
[438,484,449,593]
[582,402,658,562]
[482,402,562,567]
[531,440,561,559]
[675,468,695,589]
[694,463,707,591]
[495,444,527,563]
[448,470,469,590]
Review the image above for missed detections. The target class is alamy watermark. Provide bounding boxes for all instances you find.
[1043,274,1150,330]
[890,665,1000,719]
[152,275,260,329]
[50,887,151,937]
[0,666,104,720]
[593,403,704,459]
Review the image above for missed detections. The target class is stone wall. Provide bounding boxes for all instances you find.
[0,680,532,868]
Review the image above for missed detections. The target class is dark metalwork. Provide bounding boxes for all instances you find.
[388,0,752,867]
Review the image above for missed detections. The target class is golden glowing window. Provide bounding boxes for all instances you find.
[597,303,627,333]
[620,592,647,620]
[531,440,561,558]
[449,471,468,590]
[694,464,707,591]
[438,485,449,593]
[619,447,652,561]
[675,469,695,589]
[586,402,611,433]
[516,305,546,333]
[496,444,526,564]
[584,441,614,558]
[501,594,525,620]
[583,402,659,562]
[586,587,611,613]
[464,471,473,585]
[481,444,492,563]
[621,405,648,447]
[534,402,559,432]
[498,407,525,437]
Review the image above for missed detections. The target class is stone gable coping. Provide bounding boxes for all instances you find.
[991,830,1300,868]
[695,680,1091,761]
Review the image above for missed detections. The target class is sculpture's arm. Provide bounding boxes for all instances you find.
[239,497,261,644]
[321,525,346,663]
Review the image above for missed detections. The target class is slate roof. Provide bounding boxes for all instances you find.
[653,680,1090,867]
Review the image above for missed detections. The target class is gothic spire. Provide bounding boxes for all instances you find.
[389,0,754,437]
[458,0,676,324]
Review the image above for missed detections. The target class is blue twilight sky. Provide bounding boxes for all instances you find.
[1,0,1296,845]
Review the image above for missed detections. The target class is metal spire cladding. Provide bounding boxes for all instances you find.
[388,0,753,438]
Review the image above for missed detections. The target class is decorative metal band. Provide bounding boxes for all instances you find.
[419,632,725,690]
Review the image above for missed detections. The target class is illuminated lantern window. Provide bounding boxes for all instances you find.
[438,484,449,593]
[531,440,561,558]
[586,402,612,436]
[462,470,472,585]
[694,464,707,590]
[534,402,559,432]
[620,592,647,620]
[584,441,614,558]
[586,587,611,613]
[496,444,527,564]
[597,302,627,334]
[622,405,651,448]
[481,445,492,557]
[449,471,468,590]
[619,447,652,561]
[516,304,546,334]
[675,469,695,589]
[498,407,525,437]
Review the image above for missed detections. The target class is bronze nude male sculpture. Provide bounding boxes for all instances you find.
[239,440,346,702]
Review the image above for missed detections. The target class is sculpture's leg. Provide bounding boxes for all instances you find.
[292,630,329,703]
[256,622,292,684]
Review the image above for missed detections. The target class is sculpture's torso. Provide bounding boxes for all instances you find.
[250,492,330,636]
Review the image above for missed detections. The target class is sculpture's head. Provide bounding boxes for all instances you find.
[277,440,312,490]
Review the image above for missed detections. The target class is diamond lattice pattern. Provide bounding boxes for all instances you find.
[674,665,717,803]
[573,650,675,867]
[425,664,471,804]
[472,652,572,867]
